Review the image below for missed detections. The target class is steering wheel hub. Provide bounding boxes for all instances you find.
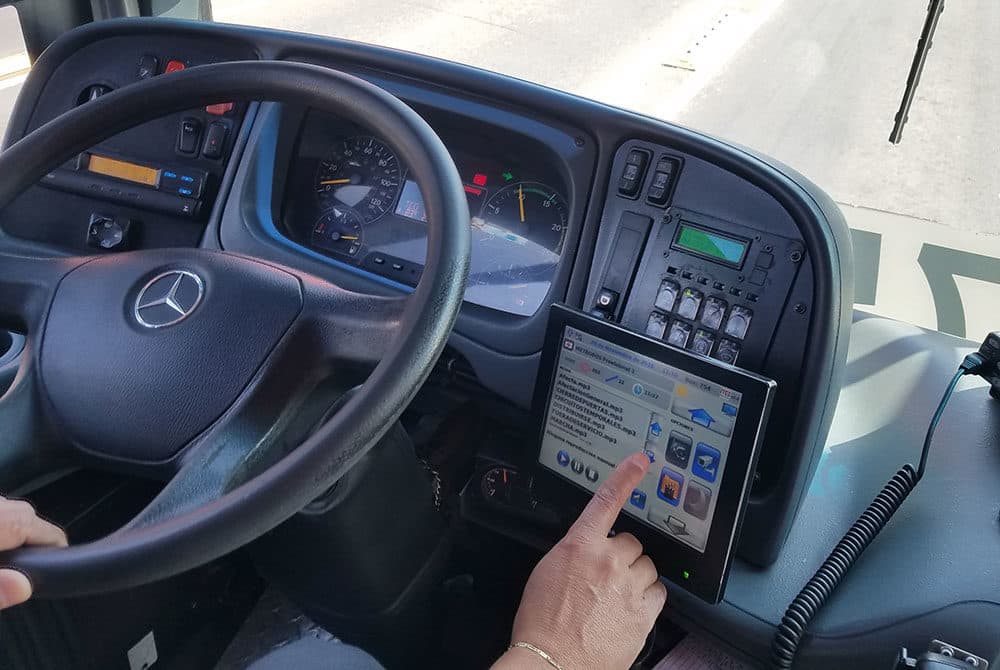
[41,250,302,462]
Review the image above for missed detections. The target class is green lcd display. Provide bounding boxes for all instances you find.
[673,224,749,267]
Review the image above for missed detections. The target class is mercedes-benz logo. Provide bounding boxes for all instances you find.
[134,270,204,329]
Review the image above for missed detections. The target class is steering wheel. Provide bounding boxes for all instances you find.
[0,61,470,597]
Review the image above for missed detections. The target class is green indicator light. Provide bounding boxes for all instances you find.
[682,570,690,580]
[502,171,514,181]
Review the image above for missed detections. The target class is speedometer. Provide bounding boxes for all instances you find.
[314,136,403,223]
[481,181,568,254]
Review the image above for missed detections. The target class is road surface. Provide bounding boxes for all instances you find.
[2,0,998,338]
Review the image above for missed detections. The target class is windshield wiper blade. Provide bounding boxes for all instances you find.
[889,0,946,144]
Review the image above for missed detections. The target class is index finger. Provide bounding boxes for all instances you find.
[569,452,651,539]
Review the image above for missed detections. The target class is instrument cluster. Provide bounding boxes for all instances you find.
[282,112,572,317]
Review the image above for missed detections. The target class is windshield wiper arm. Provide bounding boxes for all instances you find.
[889,0,946,144]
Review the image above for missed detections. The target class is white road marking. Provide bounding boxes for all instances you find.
[578,0,786,121]
[0,72,26,91]
[845,202,1000,339]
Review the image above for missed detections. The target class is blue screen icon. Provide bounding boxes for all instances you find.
[629,489,647,510]
[692,443,721,482]
[657,468,684,506]
[556,450,570,467]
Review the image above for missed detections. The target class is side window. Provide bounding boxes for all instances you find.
[0,4,29,142]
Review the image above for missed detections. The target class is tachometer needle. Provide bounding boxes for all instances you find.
[339,235,359,241]
[319,178,351,185]
[518,184,526,223]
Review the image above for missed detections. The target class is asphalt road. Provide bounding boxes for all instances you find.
[2,1,998,337]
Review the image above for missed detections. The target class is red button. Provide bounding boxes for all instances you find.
[165,60,186,73]
[205,102,234,116]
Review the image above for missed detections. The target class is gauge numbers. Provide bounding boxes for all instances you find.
[315,136,403,223]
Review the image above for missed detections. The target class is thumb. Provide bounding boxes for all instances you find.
[0,569,31,610]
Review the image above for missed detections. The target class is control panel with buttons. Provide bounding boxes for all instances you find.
[584,137,836,568]
[619,205,804,372]
[614,144,683,207]
[10,42,254,253]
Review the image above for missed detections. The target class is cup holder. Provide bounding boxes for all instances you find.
[0,330,26,367]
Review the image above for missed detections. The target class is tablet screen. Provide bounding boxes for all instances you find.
[538,324,744,553]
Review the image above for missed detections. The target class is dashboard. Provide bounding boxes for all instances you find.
[281,109,571,316]
[0,18,844,574]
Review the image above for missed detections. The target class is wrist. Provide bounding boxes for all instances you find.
[494,645,562,670]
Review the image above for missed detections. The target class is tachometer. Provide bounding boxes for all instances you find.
[482,181,568,254]
[314,136,403,223]
[310,207,364,258]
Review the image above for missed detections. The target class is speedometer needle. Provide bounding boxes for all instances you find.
[320,178,352,185]
[518,184,526,223]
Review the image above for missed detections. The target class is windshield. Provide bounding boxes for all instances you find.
[3,2,996,339]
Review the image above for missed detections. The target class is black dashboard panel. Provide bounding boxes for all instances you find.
[585,139,818,562]
[0,34,257,253]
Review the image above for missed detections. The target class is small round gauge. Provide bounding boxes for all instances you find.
[481,465,537,511]
[482,181,568,254]
[310,207,365,258]
[314,136,403,223]
[481,466,523,501]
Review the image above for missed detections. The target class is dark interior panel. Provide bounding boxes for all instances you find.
[0,33,258,252]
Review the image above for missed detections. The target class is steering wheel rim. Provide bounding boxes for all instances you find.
[0,61,470,596]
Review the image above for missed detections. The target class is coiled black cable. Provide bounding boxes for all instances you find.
[769,465,919,668]
[770,362,973,669]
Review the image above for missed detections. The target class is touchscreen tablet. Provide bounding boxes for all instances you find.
[532,305,776,603]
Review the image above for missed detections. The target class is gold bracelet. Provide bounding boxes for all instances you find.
[509,641,564,670]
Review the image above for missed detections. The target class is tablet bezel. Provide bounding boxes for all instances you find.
[531,304,776,603]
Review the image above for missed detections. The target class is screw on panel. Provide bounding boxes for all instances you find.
[789,250,803,263]
[794,303,807,314]
[574,136,585,147]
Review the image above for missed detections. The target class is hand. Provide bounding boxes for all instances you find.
[0,496,67,609]
[494,452,667,670]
